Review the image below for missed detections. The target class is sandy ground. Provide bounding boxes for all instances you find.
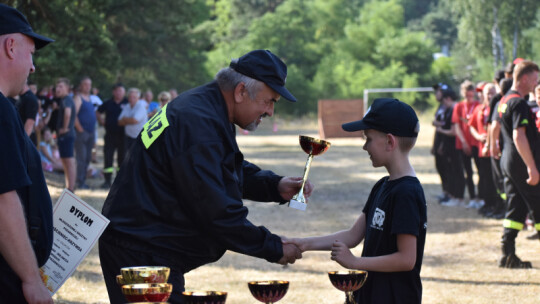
[47,117,540,303]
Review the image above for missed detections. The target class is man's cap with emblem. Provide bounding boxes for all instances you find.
[229,50,297,102]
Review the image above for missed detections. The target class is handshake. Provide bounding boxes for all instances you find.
[277,237,356,268]
[277,237,305,265]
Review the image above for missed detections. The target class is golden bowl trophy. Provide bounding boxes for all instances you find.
[120,266,171,284]
[122,283,173,302]
[117,266,171,303]
[248,280,289,304]
[288,135,331,210]
[182,291,228,304]
[328,271,368,304]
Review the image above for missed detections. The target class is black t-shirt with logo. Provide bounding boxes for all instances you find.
[498,90,540,172]
[357,176,427,304]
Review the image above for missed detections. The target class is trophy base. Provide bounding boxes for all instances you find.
[288,199,307,211]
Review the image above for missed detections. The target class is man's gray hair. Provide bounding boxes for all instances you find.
[127,87,141,97]
[215,60,263,99]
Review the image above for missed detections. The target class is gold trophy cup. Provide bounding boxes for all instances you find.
[288,135,331,210]
[328,270,368,304]
[248,280,289,304]
[182,291,228,304]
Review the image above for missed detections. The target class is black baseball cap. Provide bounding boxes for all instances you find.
[433,82,452,92]
[342,98,419,137]
[230,50,297,102]
[0,4,54,50]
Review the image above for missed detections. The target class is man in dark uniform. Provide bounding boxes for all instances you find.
[17,79,39,144]
[0,4,54,303]
[99,50,310,303]
[96,83,127,189]
[497,60,540,268]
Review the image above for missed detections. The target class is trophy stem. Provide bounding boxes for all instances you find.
[298,153,314,196]
[345,291,356,304]
[289,153,313,210]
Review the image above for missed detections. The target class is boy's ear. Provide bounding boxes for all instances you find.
[386,133,397,151]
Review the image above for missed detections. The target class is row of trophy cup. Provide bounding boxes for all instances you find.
[116,266,367,304]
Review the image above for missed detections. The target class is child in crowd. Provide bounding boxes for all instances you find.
[39,127,63,172]
[287,98,427,304]
[469,83,500,216]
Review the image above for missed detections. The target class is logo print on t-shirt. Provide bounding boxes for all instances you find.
[372,207,385,231]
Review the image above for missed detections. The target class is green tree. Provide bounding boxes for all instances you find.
[450,0,537,70]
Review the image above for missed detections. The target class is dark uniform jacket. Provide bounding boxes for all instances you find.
[102,81,285,273]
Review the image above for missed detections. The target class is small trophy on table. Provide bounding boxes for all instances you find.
[288,135,331,211]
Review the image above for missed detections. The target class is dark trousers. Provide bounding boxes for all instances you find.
[435,152,449,194]
[490,157,506,204]
[460,147,479,199]
[502,163,540,231]
[476,157,498,208]
[125,136,137,151]
[0,258,28,303]
[446,151,465,199]
[103,131,126,183]
[75,130,95,186]
[99,236,186,304]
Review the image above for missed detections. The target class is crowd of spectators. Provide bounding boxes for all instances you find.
[9,77,174,192]
[432,58,540,268]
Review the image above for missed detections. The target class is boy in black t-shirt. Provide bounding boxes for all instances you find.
[287,98,427,304]
[497,60,540,268]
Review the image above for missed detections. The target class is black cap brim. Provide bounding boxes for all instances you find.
[267,83,297,102]
[23,31,54,50]
[342,120,370,132]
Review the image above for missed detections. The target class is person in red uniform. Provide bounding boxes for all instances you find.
[469,83,499,216]
[451,80,481,206]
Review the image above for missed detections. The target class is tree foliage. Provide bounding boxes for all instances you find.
[4,0,539,113]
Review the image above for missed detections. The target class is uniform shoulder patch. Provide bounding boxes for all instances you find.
[141,103,170,149]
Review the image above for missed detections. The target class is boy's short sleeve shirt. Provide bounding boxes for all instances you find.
[358,176,427,304]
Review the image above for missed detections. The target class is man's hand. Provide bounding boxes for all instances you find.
[277,177,313,201]
[23,278,53,304]
[331,240,356,269]
[527,166,540,186]
[278,242,302,265]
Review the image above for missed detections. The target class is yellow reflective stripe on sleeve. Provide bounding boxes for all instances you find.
[503,219,523,230]
[500,193,507,200]
[141,104,169,149]
[535,223,540,231]
[103,167,115,173]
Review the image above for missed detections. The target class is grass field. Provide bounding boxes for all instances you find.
[48,117,540,303]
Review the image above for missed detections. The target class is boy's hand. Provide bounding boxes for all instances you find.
[331,240,356,268]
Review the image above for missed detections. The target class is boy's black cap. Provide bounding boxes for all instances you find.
[230,50,297,102]
[0,4,54,50]
[342,98,419,137]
